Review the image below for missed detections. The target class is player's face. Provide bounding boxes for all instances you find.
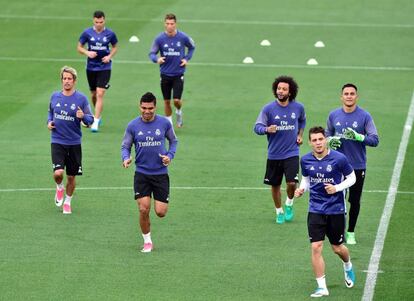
[276,82,290,102]
[140,102,156,122]
[61,72,76,91]
[164,19,177,35]
[341,87,358,108]
[310,133,327,155]
[93,17,105,32]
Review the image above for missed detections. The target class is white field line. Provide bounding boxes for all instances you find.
[0,187,413,194]
[0,14,413,28]
[362,91,414,301]
[0,56,413,72]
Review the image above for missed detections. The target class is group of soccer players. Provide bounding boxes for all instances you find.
[47,10,379,298]
[254,76,379,297]
[47,12,194,253]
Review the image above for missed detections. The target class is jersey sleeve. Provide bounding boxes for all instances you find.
[149,37,160,63]
[254,106,268,135]
[326,112,335,137]
[298,104,306,130]
[165,123,178,159]
[300,157,309,177]
[121,124,134,161]
[110,31,118,45]
[184,35,195,61]
[340,154,354,176]
[363,113,379,147]
[79,30,88,45]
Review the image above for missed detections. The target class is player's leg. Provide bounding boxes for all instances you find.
[264,159,284,223]
[91,70,111,132]
[134,172,153,252]
[161,74,173,124]
[308,213,329,297]
[153,174,170,218]
[327,214,355,288]
[284,156,299,221]
[346,169,365,244]
[63,145,82,214]
[172,75,184,127]
[51,143,66,206]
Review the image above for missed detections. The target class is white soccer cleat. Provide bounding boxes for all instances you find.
[91,118,100,132]
[176,111,183,128]
[310,287,329,297]
[62,203,72,214]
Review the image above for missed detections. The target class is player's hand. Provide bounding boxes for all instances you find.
[327,136,341,150]
[324,183,337,194]
[87,51,98,59]
[159,154,170,166]
[294,188,304,198]
[47,121,55,130]
[180,58,188,66]
[343,127,365,142]
[102,55,111,63]
[123,158,132,168]
[157,57,166,64]
[76,106,84,119]
[297,135,303,145]
[266,125,277,134]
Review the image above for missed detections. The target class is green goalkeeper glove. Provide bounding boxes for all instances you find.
[343,127,365,142]
[327,136,341,150]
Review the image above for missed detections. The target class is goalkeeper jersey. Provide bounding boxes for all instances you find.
[326,106,379,169]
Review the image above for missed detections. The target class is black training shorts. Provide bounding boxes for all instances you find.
[160,74,184,100]
[307,212,346,245]
[133,172,170,203]
[264,156,299,186]
[86,69,111,91]
[51,143,83,176]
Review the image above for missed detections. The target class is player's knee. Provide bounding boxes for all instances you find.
[139,206,150,216]
[331,244,343,255]
[286,182,296,189]
[54,169,64,178]
[155,210,166,218]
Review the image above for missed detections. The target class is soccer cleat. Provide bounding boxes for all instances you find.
[62,203,72,214]
[91,119,100,132]
[176,111,183,128]
[55,187,64,207]
[344,267,356,288]
[346,232,356,245]
[310,287,329,297]
[141,242,153,253]
[276,212,285,224]
[285,204,294,222]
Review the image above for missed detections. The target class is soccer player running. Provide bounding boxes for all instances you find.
[149,13,195,127]
[121,92,178,253]
[326,83,379,244]
[295,126,356,298]
[254,76,306,224]
[47,66,94,214]
[77,10,118,132]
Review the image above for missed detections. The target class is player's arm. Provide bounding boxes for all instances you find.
[102,43,118,64]
[325,171,356,194]
[363,118,379,147]
[78,101,94,126]
[149,39,162,63]
[295,176,310,197]
[165,126,178,160]
[297,127,304,145]
[121,127,134,168]
[254,109,276,135]
[47,100,55,130]
[183,36,195,62]
[77,41,97,59]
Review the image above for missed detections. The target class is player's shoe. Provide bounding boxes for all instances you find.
[310,287,329,297]
[55,187,64,207]
[344,267,355,288]
[276,212,285,224]
[141,242,153,253]
[62,203,72,215]
[91,118,100,132]
[285,204,294,222]
[176,111,183,128]
[346,232,356,245]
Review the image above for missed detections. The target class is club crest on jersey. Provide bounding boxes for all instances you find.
[352,121,358,128]
[71,104,76,110]
[326,165,332,172]
[291,112,296,119]
[103,37,107,42]
[155,129,161,136]
[177,41,181,47]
